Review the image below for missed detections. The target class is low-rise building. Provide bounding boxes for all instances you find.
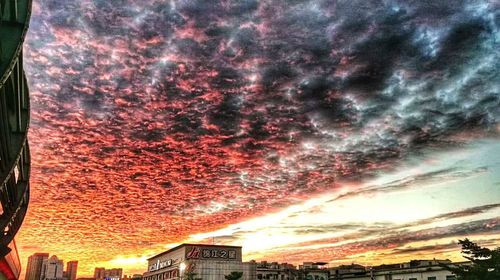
[95,268,106,280]
[123,274,143,280]
[298,262,329,280]
[131,274,143,280]
[328,260,465,280]
[142,245,470,280]
[329,264,366,280]
[94,267,123,280]
[143,244,256,280]
[256,261,298,280]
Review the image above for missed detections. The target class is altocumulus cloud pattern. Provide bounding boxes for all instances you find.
[19,0,499,275]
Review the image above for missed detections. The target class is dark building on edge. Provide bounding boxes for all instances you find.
[0,0,33,279]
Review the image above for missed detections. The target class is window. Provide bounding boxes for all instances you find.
[409,278,417,280]
[427,277,437,280]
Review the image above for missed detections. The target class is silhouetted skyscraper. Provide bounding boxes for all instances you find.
[26,253,50,280]
[65,261,78,280]
[41,256,64,280]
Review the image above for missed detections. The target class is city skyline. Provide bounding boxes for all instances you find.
[20,242,484,280]
[16,0,500,278]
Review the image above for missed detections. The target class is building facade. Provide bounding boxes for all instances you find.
[328,260,461,280]
[143,244,256,280]
[122,274,144,280]
[25,253,50,280]
[256,261,298,280]
[298,263,329,280]
[105,268,123,280]
[131,274,143,280]
[142,247,466,280]
[94,267,123,280]
[40,256,65,280]
[65,261,78,280]
[0,0,32,278]
[94,268,106,280]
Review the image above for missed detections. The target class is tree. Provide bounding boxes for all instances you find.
[446,238,500,280]
[224,271,243,280]
[184,272,202,280]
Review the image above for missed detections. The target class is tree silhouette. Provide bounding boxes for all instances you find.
[224,271,243,280]
[446,238,500,280]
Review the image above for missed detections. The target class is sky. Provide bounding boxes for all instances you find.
[17,0,500,278]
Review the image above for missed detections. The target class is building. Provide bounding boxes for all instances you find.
[329,264,367,280]
[256,261,298,280]
[25,253,50,280]
[298,263,329,280]
[41,255,65,280]
[124,274,142,280]
[105,268,123,280]
[131,274,143,280]
[0,0,33,278]
[328,260,463,280]
[95,268,106,280]
[123,274,142,280]
[94,267,123,280]
[65,261,78,280]
[141,246,470,280]
[142,244,256,280]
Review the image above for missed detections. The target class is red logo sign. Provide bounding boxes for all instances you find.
[186,247,201,259]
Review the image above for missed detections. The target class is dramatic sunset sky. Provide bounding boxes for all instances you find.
[17,0,499,278]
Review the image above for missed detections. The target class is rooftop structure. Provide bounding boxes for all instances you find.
[328,260,463,280]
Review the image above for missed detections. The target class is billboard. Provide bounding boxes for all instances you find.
[149,258,176,272]
[185,245,242,261]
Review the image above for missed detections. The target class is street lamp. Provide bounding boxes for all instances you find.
[179,262,186,280]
